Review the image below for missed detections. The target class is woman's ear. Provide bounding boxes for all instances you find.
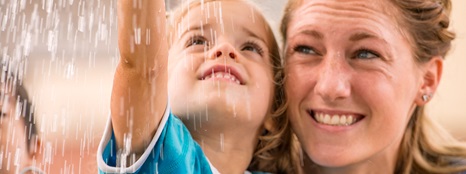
[415,56,443,105]
[264,116,275,133]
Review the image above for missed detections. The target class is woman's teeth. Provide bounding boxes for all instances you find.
[314,112,358,126]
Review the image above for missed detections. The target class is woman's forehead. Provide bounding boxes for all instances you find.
[288,0,402,41]
[293,0,395,20]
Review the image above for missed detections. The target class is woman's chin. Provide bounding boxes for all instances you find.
[303,144,366,169]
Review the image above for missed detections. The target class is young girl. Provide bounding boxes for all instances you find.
[97,0,296,173]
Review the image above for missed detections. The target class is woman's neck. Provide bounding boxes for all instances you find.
[302,144,399,174]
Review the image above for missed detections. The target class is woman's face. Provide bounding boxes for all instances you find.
[285,0,425,169]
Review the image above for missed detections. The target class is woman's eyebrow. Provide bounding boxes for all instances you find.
[349,32,388,44]
[299,29,324,40]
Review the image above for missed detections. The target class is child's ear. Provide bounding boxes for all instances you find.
[29,136,42,157]
[415,56,443,105]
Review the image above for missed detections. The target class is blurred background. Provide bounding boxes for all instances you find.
[0,0,464,173]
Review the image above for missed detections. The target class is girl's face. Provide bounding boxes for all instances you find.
[285,0,426,169]
[0,94,32,174]
[167,1,275,132]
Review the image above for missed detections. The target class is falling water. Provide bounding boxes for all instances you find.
[0,0,289,173]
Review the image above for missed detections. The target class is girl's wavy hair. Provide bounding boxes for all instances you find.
[168,0,299,173]
[281,0,466,173]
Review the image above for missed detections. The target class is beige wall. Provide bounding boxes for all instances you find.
[0,0,464,173]
[428,0,466,140]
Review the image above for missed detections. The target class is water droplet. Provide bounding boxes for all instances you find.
[23,32,32,56]
[19,0,26,11]
[78,16,85,32]
[134,27,141,45]
[100,23,107,41]
[145,28,150,45]
[46,0,53,13]
[65,62,75,79]
[250,7,255,23]
[220,133,224,152]
[0,150,3,168]
[44,142,52,164]
[14,148,21,166]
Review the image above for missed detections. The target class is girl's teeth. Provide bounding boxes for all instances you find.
[204,72,240,84]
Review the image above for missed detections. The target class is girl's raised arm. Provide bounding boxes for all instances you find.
[111,0,168,159]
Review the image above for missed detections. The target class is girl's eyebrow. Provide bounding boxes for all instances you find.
[241,26,266,44]
[180,23,211,39]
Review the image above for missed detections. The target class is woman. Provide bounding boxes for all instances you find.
[281,0,466,173]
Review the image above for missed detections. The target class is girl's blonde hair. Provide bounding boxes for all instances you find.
[169,0,299,173]
[281,0,466,173]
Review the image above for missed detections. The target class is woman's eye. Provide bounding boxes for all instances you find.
[355,49,379,59]
[294,45,317,55]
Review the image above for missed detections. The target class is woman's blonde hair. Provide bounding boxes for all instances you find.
[168,0,299,173]
[280,0,466,173]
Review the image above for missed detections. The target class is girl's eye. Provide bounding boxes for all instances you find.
[355,49,380,59]
[294,45,317,55]
[242,42,264,56]
[187,36,208,47]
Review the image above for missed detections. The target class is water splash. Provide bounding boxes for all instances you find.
[77,16,85,32]
[219,133,224,152]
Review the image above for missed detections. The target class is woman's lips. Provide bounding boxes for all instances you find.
[309,110,365,126]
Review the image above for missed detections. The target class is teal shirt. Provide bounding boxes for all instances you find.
[98,112,213,174]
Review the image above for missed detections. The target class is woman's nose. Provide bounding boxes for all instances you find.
[314,57,351,102]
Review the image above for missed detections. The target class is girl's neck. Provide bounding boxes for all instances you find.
[182,113,262,173]
[199,134,255,173]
